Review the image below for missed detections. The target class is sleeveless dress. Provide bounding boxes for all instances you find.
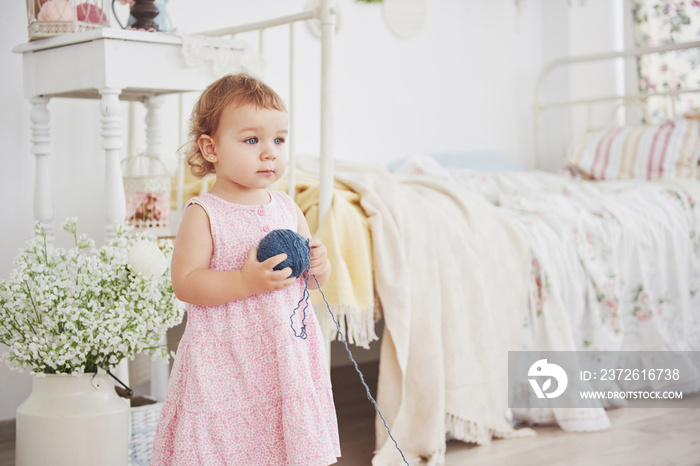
[150,191,340,466]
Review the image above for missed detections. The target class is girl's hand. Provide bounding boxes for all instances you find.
[294,205,331,288]
[240,246,296,295]
[308,238,330,278]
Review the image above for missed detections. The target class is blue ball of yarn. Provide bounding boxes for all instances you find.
[257,229,310,278]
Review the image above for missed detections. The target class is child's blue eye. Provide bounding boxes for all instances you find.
[244,137,258,145]
[274,138,285,144]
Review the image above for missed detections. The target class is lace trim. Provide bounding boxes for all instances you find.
[179,34,266,78]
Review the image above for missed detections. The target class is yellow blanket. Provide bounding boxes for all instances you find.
[272,171,378,348]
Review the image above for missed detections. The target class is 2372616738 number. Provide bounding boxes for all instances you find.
[598,368,680,381]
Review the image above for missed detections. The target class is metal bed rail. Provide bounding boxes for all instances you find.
[534,39,700,169]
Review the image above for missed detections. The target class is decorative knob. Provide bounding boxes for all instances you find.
[130,0,160,31]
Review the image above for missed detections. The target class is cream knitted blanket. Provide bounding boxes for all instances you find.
[333,162,535,465]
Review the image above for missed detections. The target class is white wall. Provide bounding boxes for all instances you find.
[0,0,622,421]
[538,0,633,171]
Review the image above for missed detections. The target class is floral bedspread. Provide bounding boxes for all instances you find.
[395,155,700,431]
[474,171,700,353]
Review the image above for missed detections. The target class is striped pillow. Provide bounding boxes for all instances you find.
[566,118,700,180]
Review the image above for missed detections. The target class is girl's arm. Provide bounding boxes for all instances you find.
[296,205,331,290]
[171,204,296,306]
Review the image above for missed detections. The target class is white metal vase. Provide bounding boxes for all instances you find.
[15,368,129,466]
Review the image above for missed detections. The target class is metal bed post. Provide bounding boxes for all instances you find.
[318,0,336,227]
[287,22,297,200]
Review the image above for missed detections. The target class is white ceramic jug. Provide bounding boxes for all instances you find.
[16,369,130,466]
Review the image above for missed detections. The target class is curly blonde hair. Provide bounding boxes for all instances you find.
[184,74,287,178]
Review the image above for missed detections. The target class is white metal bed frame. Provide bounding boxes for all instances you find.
[534,39,700,169]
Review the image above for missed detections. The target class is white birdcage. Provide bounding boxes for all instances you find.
[122,153,172,236]
[26,0,110,41]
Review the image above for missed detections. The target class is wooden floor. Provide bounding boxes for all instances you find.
[2,361,700,465]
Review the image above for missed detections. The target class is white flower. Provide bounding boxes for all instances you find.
[128,240,167,278]
[0,219,185,375]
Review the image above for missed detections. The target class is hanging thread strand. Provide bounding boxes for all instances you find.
[312,274,409,466]
[290,276,309,339]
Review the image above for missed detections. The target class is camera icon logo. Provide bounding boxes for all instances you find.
[528,359,568,399]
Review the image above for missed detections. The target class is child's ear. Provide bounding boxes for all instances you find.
[198,135,217,162]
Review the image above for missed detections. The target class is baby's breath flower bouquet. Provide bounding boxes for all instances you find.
[0,219,185,375]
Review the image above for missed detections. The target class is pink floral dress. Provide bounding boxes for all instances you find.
[150,191,340,466]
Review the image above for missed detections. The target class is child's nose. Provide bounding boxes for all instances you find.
[261,143,277,160]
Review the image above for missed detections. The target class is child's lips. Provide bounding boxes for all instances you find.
[258,170,275,175]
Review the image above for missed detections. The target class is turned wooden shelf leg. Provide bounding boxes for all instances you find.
[144,94,165,161]
[99,88,131,403]
[99,88,127,242]
[30,96,54,244]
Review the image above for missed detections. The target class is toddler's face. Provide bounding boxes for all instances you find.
[208,104,288,197]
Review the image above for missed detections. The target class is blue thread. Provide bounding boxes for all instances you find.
[258,229,409,465]
[312,274,409,466]
[290,276,309,339]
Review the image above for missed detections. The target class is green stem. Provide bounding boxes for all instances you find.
[0,310,28,342]
[140,341,180,350]
[40,227,49,264]
[21,280,43,326]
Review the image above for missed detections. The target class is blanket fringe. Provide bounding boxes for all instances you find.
[418,446,447,466]
[445,412,536,446]
[372,445,446,466]
[314,302,379,349]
